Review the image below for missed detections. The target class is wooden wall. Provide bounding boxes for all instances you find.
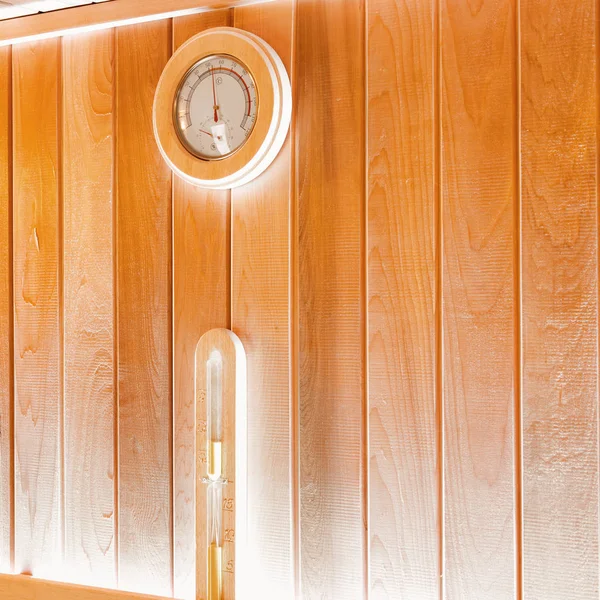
[0,1,598,599]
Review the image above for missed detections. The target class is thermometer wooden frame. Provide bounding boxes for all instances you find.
[195,329,247,600]
[153,27,291,190]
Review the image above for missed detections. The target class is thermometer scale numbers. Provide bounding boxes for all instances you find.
[174,54,258,160]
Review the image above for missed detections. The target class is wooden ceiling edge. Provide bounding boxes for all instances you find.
[0,0,275,46]
[0,573,181,600]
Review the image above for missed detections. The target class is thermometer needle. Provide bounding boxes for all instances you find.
[211,68,218,123]
[199,129,224,143]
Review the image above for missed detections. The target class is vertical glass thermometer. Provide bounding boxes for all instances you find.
[206,350,224,600]
[196,328,247,600]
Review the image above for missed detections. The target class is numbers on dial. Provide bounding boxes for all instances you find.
[174,54,258,160]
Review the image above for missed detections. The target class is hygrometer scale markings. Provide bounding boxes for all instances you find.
[174,55,258,160]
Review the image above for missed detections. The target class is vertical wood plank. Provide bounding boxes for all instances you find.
[231,2,294,597]
[62,30,116,587]
[0,45,11,574]
[12,39,61,577]
[367,1,438,598]
[116,22,172,595]
[295,0,366,597]
[172,10,231,600]
[521,1,598,598]
[440,1,518,597]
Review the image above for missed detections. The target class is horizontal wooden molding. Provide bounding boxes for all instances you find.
[0,574,179,600]
[0,0,273,47]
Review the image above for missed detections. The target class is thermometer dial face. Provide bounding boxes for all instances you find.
[174,54,258,160]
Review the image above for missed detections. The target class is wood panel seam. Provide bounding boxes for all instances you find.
[167,18,175,598]
[169,17,177,596]
[229,4,233,332]
[435,0,444,596]
[112,25,120,589]
[514,0,523,597]
[597,0,600,594]
[288,0,299,595]
[227,6,233,336]
[57,33,65,568]
[8,41,14,575]
[362,0,369,596]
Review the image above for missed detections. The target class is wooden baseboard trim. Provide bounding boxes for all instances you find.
[0,573,180,600]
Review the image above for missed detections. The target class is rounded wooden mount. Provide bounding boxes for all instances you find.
[195,329,247,600]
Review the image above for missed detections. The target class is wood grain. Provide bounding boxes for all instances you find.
[62,30,115,587]
[0,44,11,573]
[172,10,232,600]
[116,22,172,595]
[295,0,366,597]
[0,574,173,600]
[2,5,600,598]
[521,1,599,598]
[367,1,438,598]
[12,39,61,577]
[440,0,518,598]
[231,2,294,597]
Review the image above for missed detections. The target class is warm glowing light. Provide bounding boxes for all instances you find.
[0,7,208,48]
[0,1,277,48]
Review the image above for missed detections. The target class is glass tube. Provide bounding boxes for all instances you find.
[206,350,223,480]
[207,480,223,600]
[206,349,224,600]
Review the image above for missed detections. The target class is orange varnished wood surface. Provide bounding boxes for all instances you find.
[12,39,61,577]
[172,10,232,600]
[232,2,294,597]
[0,0,599,599]
[521,1,598,598]
[0,574,174,600]
[441,0,518,597]
[0,45,11,574]
[367,0,438,597]
[116,21,173,596]
[62,30,116,587]
[295,0,366,597]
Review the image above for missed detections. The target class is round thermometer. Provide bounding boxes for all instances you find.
[153,27,291,190]
[174,55,258,160]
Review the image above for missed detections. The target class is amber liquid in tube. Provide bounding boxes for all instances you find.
[207,481,223,600]
[206,351,224,600]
